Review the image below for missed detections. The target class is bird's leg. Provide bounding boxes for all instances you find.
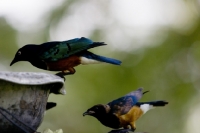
[129,122,136,132]
[55,68,76,81]
[55,72,66,81]
[62,67,76,76]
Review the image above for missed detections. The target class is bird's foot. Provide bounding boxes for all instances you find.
[55,72,66,81]
[108,129,133,133]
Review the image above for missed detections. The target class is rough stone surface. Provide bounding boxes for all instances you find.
[0,72,65,133]
[0,72,66,94]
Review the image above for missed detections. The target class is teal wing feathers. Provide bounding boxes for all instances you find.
[38,37,106,61]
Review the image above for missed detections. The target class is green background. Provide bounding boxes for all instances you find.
[1,1,200,133]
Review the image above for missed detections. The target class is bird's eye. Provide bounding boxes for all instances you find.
[95,107,98,110]
[17,51,21,55]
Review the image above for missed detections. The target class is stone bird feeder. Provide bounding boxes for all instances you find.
[0,72,65,133]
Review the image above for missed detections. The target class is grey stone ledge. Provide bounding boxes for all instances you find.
[0,71,66,95]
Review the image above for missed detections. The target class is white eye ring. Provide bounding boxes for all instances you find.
[18,51,21,55]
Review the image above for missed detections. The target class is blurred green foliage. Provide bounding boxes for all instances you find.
[1,1,200,133]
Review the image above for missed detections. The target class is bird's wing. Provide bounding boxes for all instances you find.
[38,37,106,61]
[107,88,144,116]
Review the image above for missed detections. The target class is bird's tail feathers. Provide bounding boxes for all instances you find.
[138,101,168,107]
[97,55,121,65]
[143,90,149,95]
[82,51,122,65]
[137,101,168,114]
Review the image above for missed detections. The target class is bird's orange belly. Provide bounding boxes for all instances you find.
[118,106,143,128]
[45,55,81,71]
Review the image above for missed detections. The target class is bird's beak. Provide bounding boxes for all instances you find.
[10,58,17,66]
[83,111,95,116]
[10,59,16,66]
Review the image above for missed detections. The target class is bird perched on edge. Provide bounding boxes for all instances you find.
[10,37,121,79]
[83,88,168,133]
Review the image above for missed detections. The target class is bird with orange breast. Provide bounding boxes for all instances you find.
[83,88,168,133]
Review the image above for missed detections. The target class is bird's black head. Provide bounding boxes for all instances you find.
[83,104,110,118]
[10,44,38,66]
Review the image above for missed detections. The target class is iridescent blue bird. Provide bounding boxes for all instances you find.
[10,37,121,78]
[83,88,168,133]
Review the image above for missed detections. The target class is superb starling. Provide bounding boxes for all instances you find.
[83,88,168,133]
[10,37,121,78]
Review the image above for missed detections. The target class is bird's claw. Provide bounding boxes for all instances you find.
[108,129,133,133]
[55,72,66,81]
